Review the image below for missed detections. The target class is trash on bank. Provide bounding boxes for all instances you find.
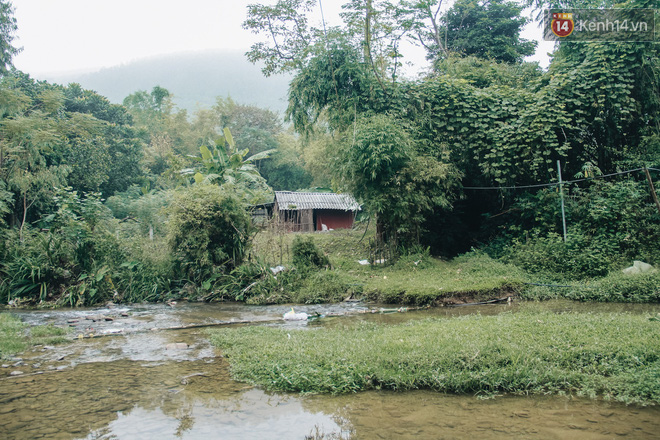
[270,265,286,275]
[622,261,656,275]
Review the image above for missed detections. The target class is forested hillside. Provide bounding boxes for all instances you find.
[45,51,292,114]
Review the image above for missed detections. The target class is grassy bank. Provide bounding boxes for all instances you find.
[358,252,523,304]
[248,226,524,305]
[520,271,660,303]
[248,224,660,305]
[210,309,660,405]
[0,313,69,359]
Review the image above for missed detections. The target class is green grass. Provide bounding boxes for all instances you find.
[357,252,525,304]
[251,223,372,269]
[0,313,69,359]
[521,271,660,303]
[0,313,28,359]
[210,308,660,405]
[251,225,525,305]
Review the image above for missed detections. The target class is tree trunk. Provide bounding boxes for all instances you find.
[19,192,27,242]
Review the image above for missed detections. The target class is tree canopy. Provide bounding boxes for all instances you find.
[245,0,660,252]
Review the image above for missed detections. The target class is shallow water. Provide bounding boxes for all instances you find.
[2,300,659,439]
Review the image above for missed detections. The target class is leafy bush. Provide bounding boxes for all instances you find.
[490,179,660,279]
[501,232,615,279]
[166,184,252,283]
[292,236,330,270]
[0,187,173,306]
[0,228,75,303]
[570,271,660,303]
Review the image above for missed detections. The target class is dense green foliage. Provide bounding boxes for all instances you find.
[336,114,460,243]
[292,236,331,269]
[166,185,252,282]
[0,72,144,230]
[441,0,536,63]
[248,0,659,260]
[491,179,660,278]
[210,309,660,404]
[0,0,658,305]
[522,271,660,303]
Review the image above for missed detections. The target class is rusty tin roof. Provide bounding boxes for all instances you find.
[274,191,361,211]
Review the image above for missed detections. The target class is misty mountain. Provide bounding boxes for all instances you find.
[45,50,292,115]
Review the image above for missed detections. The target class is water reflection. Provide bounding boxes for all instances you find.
[2,300,659,439]
[3,356,658,440]
[88,390,344,440]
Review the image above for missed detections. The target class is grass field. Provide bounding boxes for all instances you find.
[210,307,660,405]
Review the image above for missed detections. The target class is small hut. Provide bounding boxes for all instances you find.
[274,191,361,232]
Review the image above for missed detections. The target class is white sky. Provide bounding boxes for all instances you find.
[11,0,552,77]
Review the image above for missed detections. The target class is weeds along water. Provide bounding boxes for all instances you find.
[209,304,660,405]
[0,314,69,360]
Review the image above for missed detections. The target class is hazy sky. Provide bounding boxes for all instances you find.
[11,0,552,77]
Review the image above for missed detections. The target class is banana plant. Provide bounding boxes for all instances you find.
[190,128,275,203]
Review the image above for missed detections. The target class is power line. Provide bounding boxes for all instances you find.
[462,167,655,190]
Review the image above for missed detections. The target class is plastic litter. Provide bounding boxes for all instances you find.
[283,308,309,321]
[622,260,655,275]
[270,265,286,275]
[358,259,370,265]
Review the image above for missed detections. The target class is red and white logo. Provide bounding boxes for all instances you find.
[551,12,574,37]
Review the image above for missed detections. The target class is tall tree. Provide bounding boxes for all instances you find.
[0,0,20,75]
[440,0,536,63]
[243,0,320,76]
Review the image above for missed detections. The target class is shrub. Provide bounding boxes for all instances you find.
[569,271,660,303]
[0,228,76,304]
[490,179,660,277]
[113,237,176,303]
[166,185,252,283]
[501,232,615,279]
[292,236,330,270]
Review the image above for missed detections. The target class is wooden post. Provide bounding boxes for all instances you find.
[557,160,568,242]
[644,166,660,215]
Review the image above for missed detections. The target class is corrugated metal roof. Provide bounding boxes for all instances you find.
[275,191,361,211]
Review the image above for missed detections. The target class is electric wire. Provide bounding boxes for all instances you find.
[462,166,657,190]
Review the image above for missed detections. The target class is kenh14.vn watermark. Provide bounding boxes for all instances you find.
[544,9,657,41]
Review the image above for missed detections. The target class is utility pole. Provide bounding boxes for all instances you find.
[643,166,660,215]
[557,160,568,242]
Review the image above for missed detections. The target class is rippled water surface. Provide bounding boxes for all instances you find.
[2,300,659,439]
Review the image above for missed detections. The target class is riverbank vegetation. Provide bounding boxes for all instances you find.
[0,0,658,308]
[0,313,68,359]
[209,308,660,405]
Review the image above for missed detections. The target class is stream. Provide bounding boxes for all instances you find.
[2,300,659,439]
